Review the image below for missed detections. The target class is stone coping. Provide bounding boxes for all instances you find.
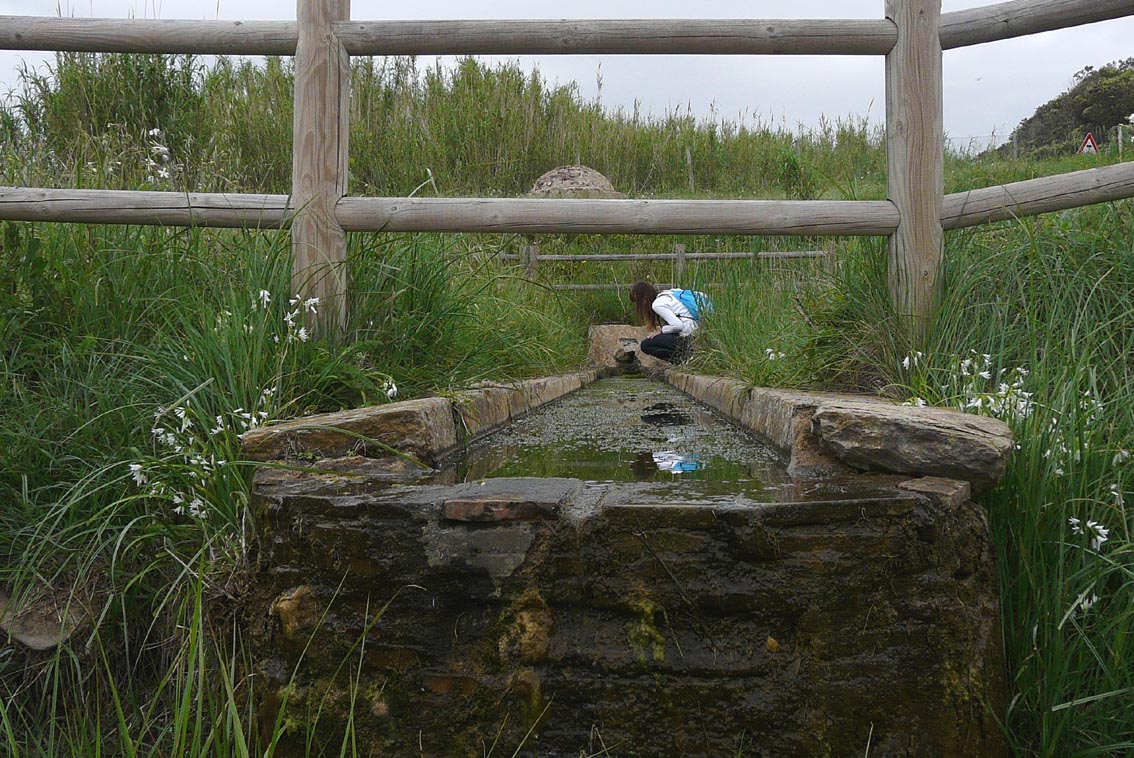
[240,366,1013,494]
[240,369,605,465]
[664,371,1014,494]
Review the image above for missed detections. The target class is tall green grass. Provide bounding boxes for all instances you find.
[2,52,887,199]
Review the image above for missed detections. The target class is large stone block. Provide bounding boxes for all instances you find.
[812,398,1013,493]
[241,397,457,465]
[587,324,666,369]
[248,473,1004,758]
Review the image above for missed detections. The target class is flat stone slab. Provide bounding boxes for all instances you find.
[441,478,580,522]
[587,324,667,369]
[813,399,1013,493]
[241,397,457,465]
[667,373,1014,494]
[240,372,601,465]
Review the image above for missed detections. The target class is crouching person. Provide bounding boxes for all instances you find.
[629,280,711,365]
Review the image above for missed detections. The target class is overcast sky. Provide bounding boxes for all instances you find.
[1,0,1131,150]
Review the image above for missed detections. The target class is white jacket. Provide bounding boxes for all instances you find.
[652,289,699,337]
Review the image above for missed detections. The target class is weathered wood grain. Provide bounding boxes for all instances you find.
[7,6,1134,57]
[0,187,291,226]
[940,0,1134,50]
[0,16,297,54]
[942,161,1134,230]
[334,19,896,56]
[6,164,1133,235]
[886,0,943,337]
[334,198,899,236]
[291,0,349,333]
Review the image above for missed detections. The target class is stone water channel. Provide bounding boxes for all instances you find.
[439,376,791,497]
[244,371,1010,757]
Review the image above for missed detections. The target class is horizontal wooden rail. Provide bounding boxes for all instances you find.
[0,16,895,56]
[335,198,898,236]
[335,20,896,56]
[0,187,292,226]
[0,17,297,54]
[4,3,1131,57]
[6,164,1134,232]
[941,161,1134,230]
[940,0,1134,50]
[498,251,827,261]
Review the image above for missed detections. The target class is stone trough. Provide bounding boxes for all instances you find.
[241,354,1011,756]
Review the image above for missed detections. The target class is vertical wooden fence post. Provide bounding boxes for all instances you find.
[885,0,943,343]
[523,245,540,277]
[293,0,350,334]
[674,243,686,283]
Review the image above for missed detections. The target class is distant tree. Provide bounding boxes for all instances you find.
[1008,58,1134,154]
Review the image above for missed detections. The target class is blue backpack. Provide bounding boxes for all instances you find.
[674,289,713,321]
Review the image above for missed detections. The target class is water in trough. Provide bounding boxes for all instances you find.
[441,374,790,495]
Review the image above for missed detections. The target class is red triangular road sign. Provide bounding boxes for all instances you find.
[1078,133,1099,154]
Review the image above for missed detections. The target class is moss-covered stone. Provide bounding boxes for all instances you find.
[244,384,1007,757]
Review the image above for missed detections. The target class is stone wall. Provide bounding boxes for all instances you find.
[247,473,1004,756]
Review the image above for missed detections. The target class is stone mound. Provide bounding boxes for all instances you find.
[527,165,624,198]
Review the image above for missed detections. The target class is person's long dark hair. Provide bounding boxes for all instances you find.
[629,280,659,330]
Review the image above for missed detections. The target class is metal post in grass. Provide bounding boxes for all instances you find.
[885,0,943,343]
[293,0,350,334]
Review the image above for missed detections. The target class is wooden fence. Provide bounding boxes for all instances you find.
[500,244,830,288]
[3,0,1134,337]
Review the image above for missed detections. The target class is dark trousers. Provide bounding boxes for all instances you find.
[640,332,693,364]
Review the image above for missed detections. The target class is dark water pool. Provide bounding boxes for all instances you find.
[438,376,793,499]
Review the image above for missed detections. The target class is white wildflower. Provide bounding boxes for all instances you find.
[257,289,271,309]
[1113,450,1130,466]
[1076,592,1100,614]
[1070,517,1110,550]
[128,463,147,487]
[1110,483,1125,506]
